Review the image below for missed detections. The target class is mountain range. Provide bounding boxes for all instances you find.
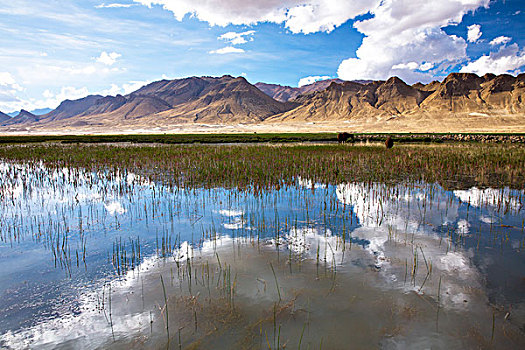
[1,73,524,133]
[6,108,53,118]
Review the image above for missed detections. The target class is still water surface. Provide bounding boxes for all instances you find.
[0,162,524,348]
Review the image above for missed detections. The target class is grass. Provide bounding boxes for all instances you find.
[0,132,523,145]
[1,140,524,348]
[0,143,523,190]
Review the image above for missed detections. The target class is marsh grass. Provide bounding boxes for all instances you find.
[0,142,524,349]
[0,143,524,191]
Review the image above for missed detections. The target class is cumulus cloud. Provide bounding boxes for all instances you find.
[100,83,122,96]
[337,0,489,83]
[218,30,255,45]
[96,3,135,8]
[460,43,525,75]
[40,86,90,108]
[96,51,122,66]
[467,24,482,43]
[136,0,490,83]
[490,36,511,46]
[297,75,331,87]
[209,46,245,54]
[0,73,25,111]
[0,72,24,95]
[99,80,155,96]
[391,62,419,70]
[419,62,434,71]
[134,0,377,34]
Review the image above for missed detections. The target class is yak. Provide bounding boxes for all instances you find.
[337,132,353,144]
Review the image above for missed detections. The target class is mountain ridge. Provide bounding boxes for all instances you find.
[1,73,524,132]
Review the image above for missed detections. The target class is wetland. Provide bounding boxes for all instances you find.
[0,142,524,349]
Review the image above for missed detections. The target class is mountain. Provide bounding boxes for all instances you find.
[419,73,525,114]
[31,108,53,115]
[1,73,524,132]
[3,109,39,126]
[146,76,292,123]
[0,111,11,124]
[7,107,53,117]
[41,95,104,122]
[269,73,525,123]
[255,79,372,102]
[10,75,293,129]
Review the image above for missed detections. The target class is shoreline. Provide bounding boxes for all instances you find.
[0,132,524,145]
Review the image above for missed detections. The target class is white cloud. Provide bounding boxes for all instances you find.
[460,43,525,75]
[1,84,91,112]
[0,72,23,91]
[134,0,378,34]
[133,1,490,83]
[218,30,255,45]
[392,62,419,70]
[96,3,135,8]
[419,62,434,71]
[337,0,489,84]
[122,80,152,94]
[392,61,434,71]
[99,80,155,96]
[96,51,122,66]
[490,36,511,46]
[0,72,25,112]
[209,46,245,54]
[298,75,331,87]
[467,24,482,43]
[100,83,122,96]
[38,86,90,110]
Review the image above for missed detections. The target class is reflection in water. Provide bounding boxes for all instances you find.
[0,163,524,349]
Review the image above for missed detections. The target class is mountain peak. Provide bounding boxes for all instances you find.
[0,111,11,124]
[17,109,36,117]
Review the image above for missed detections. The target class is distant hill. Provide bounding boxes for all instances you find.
[0,111,11,124]
[7,107,53,118]
[255,79,372,102]
[1,73,524,132]
[3,109,39,126]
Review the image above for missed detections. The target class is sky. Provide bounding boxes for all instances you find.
[0,0,524,113]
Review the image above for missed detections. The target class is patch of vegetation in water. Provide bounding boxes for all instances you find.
[0,143,524,190]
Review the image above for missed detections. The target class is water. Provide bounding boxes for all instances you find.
[0,161,524,348]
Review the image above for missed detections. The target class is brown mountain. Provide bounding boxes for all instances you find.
[255,79,344,102]
[145,76,293,124]
[42,95,104,122]
[1,72,524,133]
[0,111,11,124]
[255,79,373,102]
[20,75,292,129]
[270,73,525,123]
[3,109,38,126]
[419,72,525,114]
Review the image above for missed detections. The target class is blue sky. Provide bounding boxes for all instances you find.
[0,0,524,113]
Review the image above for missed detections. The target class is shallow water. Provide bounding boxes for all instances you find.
[0,161,524,349]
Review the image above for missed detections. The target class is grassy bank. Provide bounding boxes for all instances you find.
[0,132,524,144]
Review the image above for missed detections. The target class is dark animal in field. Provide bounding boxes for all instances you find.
[385,136,394,149]
[338,132,353,143]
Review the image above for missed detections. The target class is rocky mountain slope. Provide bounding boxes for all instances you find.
[4,75,292,129]
[0,111,11,124]
[0,73,524,132]
[255,79,345,102]
[269,73,525,122]
[3,109,39,126]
